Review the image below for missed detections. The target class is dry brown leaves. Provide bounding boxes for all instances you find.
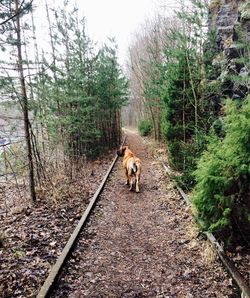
[0,155,113,297]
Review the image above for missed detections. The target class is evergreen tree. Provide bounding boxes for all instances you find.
[34,5,128,159]
[193,96,250,243]
[94,40,128,150]
[161,0,209,188]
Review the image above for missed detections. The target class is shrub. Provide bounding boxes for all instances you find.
[138,119,153,136]
[193,96,250,242]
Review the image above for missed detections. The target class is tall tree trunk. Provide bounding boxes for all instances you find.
[15,0,36,202]
[31,8,46,161]
[186,50,198,141]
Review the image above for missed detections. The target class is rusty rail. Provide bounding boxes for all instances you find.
[160,159,250,298]
[37,137,126,298]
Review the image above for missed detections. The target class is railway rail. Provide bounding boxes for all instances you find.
[37,137,126,298]
[36,134,249,298]
[160,161,250,298]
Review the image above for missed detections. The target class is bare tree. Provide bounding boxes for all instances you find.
[15,0,36,202]
[125,14,174,140]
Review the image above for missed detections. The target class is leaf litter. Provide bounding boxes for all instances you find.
[1,132,248,297]
[0,156,113,298]
[50,132,241,298]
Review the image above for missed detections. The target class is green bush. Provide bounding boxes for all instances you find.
[193,96,250,240]
[138,119,153,136]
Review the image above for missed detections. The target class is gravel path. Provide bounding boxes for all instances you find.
[52,131,238,298]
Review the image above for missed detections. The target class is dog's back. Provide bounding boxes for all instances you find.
[118,146,141,192]
[126,156,141,177]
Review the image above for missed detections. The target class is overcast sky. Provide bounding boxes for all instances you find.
[81,0,158,63]
[34,0,176,65]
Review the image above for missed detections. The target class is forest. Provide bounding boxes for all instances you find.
[0,0,128,202]
[0,0,249,296]
[125,0,250,245]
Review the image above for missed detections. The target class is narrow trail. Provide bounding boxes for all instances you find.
[53,131,237,297]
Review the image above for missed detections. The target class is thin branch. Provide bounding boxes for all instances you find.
[0,0,33,26]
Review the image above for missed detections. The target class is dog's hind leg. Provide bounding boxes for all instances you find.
[135,172,140,193]
[125,169,129,185]
[129,176,133,191]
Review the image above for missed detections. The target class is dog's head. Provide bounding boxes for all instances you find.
[117,146,128,157]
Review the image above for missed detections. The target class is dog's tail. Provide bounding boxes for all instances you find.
[132,162,137,174]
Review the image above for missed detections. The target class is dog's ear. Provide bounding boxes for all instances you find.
[122,146,128,154]
[117,146,127,157]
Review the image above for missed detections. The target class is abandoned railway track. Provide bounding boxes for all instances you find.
[36,132,248,298]
[37,137,126,298]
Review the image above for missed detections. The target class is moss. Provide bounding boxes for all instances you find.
[207,80,221,90]
[209,0,221,10]
[212,53,226,66]
[239,1,250,21]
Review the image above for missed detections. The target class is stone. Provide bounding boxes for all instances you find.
[239,67,249,77]
[225,45,240,59]
[208,0,249,100]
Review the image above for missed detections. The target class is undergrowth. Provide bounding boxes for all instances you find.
[193,96,250,244]
[138,119,153,136]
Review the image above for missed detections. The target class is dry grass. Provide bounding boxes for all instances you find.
[209,0,221,10]
[201,241,217,267]
[143,132,220,272]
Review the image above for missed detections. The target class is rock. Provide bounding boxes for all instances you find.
[235,245,243,252]
[85,271,93,278]
[209,0,249,100]
[239,67,249,77]
[232,93,241,100]
[227,62,238,74]
[217,5,238,27]
[225,45,240,59]
[232,84,248,99]
[49,241,56,247]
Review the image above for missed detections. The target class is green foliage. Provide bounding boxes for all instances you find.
[239,1,250,21]
[161,12,208,188]
[138,119,153,136]
[193,96,250,236]
[33,7,128,159]
[127,0,250,244]
[160,0,249,190]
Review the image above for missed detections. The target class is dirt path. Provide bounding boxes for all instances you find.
[52,131,238,297]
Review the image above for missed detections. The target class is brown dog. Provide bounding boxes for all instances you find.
[117,146,141,192]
